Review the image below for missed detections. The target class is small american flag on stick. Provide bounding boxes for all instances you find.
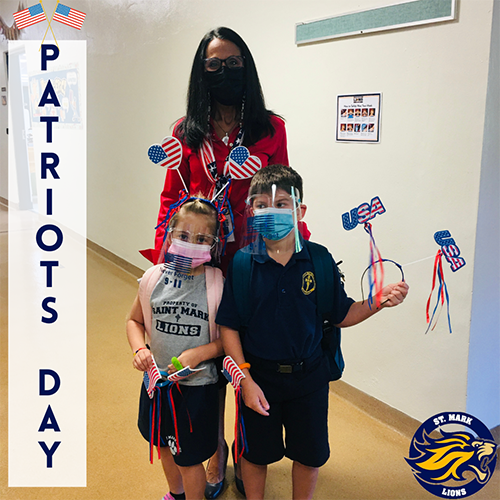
[168,365,206,383]
[222,356,245,388]
[143,354,162,398]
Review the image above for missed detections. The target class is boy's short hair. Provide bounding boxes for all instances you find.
[249,164,304,201]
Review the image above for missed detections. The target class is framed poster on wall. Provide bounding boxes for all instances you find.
[336,93,381,143]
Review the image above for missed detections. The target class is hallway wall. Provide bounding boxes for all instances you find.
[0,0,497,427]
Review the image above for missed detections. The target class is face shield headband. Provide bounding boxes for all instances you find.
[156,191,224,272]
[240,184,303,255]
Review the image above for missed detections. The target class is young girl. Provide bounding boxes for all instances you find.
[127,197,224,500]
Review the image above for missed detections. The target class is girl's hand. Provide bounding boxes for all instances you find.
[133,348,152,372]
[167,348,202,374]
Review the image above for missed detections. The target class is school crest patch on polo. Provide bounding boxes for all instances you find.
[302,271,316,295]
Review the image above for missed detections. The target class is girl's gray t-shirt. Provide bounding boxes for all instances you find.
[149,268,217,386]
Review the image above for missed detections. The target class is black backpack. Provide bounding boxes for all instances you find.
[231,240,345,381]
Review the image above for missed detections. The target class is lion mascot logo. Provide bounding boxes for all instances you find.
[406,429,497,487]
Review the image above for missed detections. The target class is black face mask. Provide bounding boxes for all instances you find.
[205,67,245,106]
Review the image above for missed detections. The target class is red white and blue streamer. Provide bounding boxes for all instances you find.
[425,249,452,334]
[363,222,385,309]
[147,376,194,464]
[222,356,248,463]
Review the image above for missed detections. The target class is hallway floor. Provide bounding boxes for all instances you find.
[1,203,498,500]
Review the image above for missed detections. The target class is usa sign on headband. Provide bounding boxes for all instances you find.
[8,42,87,486]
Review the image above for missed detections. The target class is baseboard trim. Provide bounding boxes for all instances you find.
[329,380,421,439]
[86,239,144,279]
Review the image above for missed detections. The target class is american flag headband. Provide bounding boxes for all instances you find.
[360,258,405,304]
[156,190,228,248]
[199,128,245,184]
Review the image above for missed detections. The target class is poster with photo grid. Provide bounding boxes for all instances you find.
[336,93,381,143]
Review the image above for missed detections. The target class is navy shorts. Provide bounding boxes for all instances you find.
[241,352,331,467]
[138,381,218,467]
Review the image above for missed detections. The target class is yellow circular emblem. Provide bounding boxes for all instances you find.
[302,271,316,295]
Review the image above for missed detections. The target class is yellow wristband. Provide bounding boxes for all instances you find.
[134,347,148,356]
[238,363,251,370]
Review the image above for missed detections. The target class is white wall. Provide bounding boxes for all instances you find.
[1,0,497,426]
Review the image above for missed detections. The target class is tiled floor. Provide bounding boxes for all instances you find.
[0,203,498,499]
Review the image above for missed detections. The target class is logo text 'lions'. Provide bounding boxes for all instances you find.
[406,412,497,498]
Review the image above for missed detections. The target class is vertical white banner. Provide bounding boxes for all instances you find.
[8,41,86,487]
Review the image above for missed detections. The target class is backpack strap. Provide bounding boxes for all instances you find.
[138,264,165,342]
[231,250,253,328]
[204,266,224,341]
[304,241,334,320]
[305,240,345,380]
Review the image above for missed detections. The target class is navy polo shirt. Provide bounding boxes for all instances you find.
[216,242,354,361]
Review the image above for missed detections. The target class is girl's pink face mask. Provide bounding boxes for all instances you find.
[167,239,212,270]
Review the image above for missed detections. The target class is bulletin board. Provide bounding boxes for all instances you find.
[296,0,456,44]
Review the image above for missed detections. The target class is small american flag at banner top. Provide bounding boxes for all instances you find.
[53,3,86,30]
[13,3,46,30]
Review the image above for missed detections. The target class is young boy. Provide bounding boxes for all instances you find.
[216,164,409,500]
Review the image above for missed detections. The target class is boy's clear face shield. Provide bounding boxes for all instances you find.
[158,222,220,274]
[240,185,303,255]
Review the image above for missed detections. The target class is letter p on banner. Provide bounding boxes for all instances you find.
[8,41,87,486]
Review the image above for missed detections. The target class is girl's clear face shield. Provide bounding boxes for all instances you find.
[168,228,218,248]
[240,185,303,254]
[158,221,220,273]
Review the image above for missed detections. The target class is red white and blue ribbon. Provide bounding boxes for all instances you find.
[222,356,248,463]
[363,222,385,309]
[144,358,167,463]
[425,249,452,334]
[147,376,194,464]
[166,382,193,460]
[155,189,190,252]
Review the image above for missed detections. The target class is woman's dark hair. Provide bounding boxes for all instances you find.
[176,27,278,150]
